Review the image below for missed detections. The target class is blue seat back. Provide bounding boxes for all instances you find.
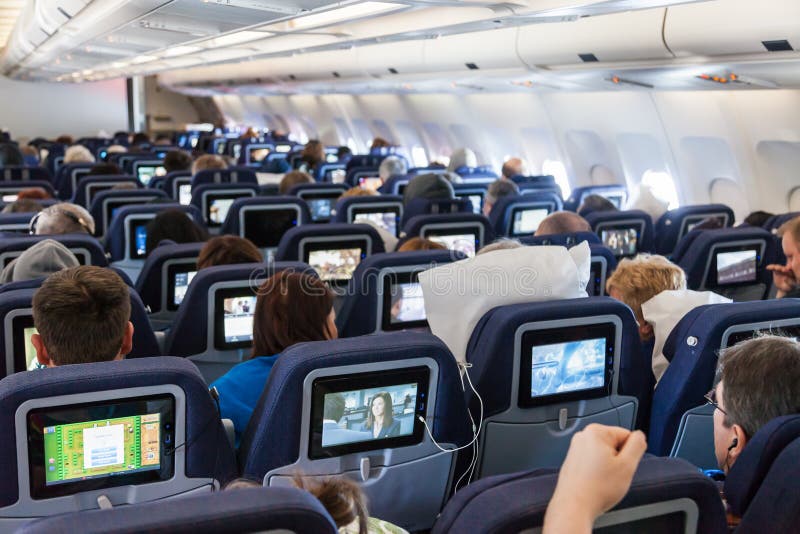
[0,357,237,527]
[487,193,563,237]
[275,223,386,262]
[0,213,34,234]
[105,203,204,263]
[453,165,498,182]
[432,456,726,533]
[219,196,310,248]
[655,204,735,256]
[585,209,655,256]
[15,486,337,534]
[564,184,628,212]
[587,243,618,296]
[725,415,800,527]
[763,211,800,232]
[336,250,463,337]
[162,171,193,202]
[401,213,494,255]
[239,332,472,531]
[649,299,800,455]
[379,174,411,195]
[333,195,403,235]
[134,242,205,318]
[0,166,52,183]
[88,188,168,238]
[189,183,259,222]
[676,227,777,301]
[191,168,258,188]
[465,297,646,476]
[165,262,310,382]
[72,175,141,208]
[402,197,473,226]
[53,163,94,200]
[0,234,107,268]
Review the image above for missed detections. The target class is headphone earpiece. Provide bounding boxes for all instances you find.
[728,438,739,451]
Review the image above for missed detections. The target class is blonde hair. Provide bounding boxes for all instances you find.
[777,216,800,244]
[341,187,378,199]
[64,145,95,164]
[606,254,686,326]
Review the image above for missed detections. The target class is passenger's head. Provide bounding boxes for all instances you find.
[31,203,95,235]
[336,146,352,161]
[131,132,150,146]
[55,135,74,146]
[154,134,172,146]
[163,150,193,173]
[378,155,408,181]
[145,209,208,256]
[534,211,591,237]
[31,266,133,367]
[64,145,95,164]
[476,238,523,256]
[191,154,227,175]
[252,271,336,357]
[742,211,774,228]
[577,194,618,217]
[0,143,24,166]
[107,144,127,155]
[777,217,800,281]
[370,137,391,150]
[447,148,477,172]
[86,162,122,176]
[403,173,455,205]
[0,239,80,284]
[292,476,368,533]
[1,198,43,214]
[17,187,51,200]
[501,158,526,179]
[484,178,519,217]
[301,140,325,166]
[279,170,314,195]
[713,335,800,472]
[341,186,378,199]
[605,254,686,340]
[397,237,447,252]
[197,236,262,270]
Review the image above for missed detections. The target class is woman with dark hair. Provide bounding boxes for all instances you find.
[145,208,208,256]
[197,235,262,270]
[363,392,401,439]
[211,271,337,441]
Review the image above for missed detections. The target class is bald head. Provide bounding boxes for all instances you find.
[534,211,591,237]
[501,158,526,179]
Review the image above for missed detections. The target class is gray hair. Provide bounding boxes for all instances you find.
[378,156,408,181]
[32,203,95,235]
[717,334,800,438]
[486,179,520,207]
[448,148,477,172]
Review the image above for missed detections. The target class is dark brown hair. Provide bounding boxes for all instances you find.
[145,209,208,256]
[252,271,335,357]
[197,236,262,270]
[32,266,131,365]
[301,140,325,167]
[363,391,395,431]
[293,475,368,533]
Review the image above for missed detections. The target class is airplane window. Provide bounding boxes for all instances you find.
[422,122,452,165]
[710,178,748,222]
[642,170,680,210]
[412,146,429,168]
[542,160,571,199]
[790,187,800,212]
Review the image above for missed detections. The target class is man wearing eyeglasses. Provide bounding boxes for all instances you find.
[710,334,800,473]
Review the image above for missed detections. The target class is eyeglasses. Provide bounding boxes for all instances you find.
[704,388,727,416]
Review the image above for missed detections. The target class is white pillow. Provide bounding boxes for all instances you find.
[419,242,591,364]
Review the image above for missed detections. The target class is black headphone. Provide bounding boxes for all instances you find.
[728,438,739,451]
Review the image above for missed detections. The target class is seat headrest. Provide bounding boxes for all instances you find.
[725,415,800,516]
